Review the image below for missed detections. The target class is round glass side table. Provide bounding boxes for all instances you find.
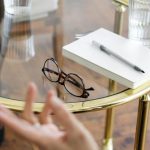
[0,0,149,150]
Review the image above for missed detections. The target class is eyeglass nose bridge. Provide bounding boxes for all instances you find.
[57,72,67,85]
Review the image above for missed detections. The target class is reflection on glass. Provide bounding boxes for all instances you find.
[4,0,32,15]
[0,12,35,62]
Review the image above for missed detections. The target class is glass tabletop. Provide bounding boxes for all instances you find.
[0,0,128,106]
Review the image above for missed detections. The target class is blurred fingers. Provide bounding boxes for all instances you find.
[0,104,18,120]
[22,82,38,124]
[48,90,81,132]
[39,92,53,124]
[0,106,43,145]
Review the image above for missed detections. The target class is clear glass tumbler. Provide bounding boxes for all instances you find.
[128,0,150,48]
[1,13,35,62]
[4,0,31,15]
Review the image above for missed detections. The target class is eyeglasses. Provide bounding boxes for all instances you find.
[42,58,94,98]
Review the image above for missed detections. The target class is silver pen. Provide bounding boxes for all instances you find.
[92,40,145,73]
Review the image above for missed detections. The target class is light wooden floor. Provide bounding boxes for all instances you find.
[0,0,150,150]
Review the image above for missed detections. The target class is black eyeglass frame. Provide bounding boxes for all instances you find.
[42,58,94,98]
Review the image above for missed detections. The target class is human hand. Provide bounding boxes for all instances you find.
[0,83,98,150]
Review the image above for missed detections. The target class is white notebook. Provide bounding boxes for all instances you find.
[63,28,150,89]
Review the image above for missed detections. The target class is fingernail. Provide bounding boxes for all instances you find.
[49,89,56,96]
[51,96,62,106]
[47,90,64,107]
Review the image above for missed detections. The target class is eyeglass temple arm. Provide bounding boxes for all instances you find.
[65,75,94,92]
[43,68,94,91]
[43,68,69,81]
[82,87,94,98]
[61,71,85,89]
[43,68,81,86]
[85,87,94,91]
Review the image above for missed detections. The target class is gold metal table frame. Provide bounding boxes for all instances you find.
[105,0,150,149]
[0,80,150,150]
[0,0,149,150]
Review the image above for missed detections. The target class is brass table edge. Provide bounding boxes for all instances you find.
[0,81,150,113]
[113,0,128,6]
[102,138,113,150]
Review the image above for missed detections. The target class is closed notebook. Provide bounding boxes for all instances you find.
[63,28,150,89]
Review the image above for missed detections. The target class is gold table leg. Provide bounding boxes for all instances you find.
[53,0,64,99]
[134,95,150,150]
[102,80,117,150]
[102,108,114,150]
[102,3,127,149]
[113,3,127,35]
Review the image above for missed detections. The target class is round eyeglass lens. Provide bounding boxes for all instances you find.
[65,74,84,97]
[44,59,59,82]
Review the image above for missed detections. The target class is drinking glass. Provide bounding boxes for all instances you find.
[128,0,150,48]
[1,13,35,62]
